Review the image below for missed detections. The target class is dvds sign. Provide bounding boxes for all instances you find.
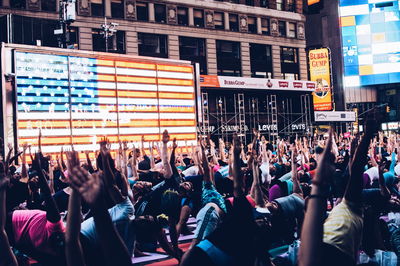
[309,48,332,111]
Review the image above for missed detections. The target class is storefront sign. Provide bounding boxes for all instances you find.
[200,75,316,92]
[309,48,332,111]
[314,111,356,122]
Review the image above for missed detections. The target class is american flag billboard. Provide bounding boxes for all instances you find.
[15,51,197,156]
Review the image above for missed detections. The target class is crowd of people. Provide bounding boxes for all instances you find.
[1,109,400,265]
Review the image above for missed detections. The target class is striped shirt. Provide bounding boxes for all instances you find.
[323,200,363,260]
[217,165,230,178]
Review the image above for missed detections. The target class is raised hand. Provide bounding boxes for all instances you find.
[162,130,170,144]
[66,151,80,175]
[69,168,102,206]
[314,128,336,188]
[172,138,178,149]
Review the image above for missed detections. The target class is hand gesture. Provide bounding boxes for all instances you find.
[69,168,102,206]
[66,151,80,175]
[162,130,170,144]
[172,138,178,149]
[314,128,336,187]
[232,134,241,156]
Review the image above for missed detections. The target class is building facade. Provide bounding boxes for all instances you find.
[0,0,307,80]
[306,0,400,129]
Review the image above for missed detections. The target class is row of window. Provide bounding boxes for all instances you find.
[0,15,300,80]
[216,0,296,12]
[133,33,299,79]
[1,1,300,39]
[3,0,57,11]
[135,3,298,38]
[0,0,297,14]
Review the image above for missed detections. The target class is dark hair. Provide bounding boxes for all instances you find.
[315,146,324,155]
[160,190,181,220]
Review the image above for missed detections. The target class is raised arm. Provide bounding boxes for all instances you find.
[69,169,131,266]
[378,162,390,199]
[200,141,211,183]
[0,161,18,266]
[170,138,180,178]
[232,134,244,197]
[65,151,85,266]
[84,150,95,174]
[21,143,29,180]
[32,152,61,223]
[161,130,173,179]
[299,129,335,266]
[345,116,377,204]
[291,146,303,198]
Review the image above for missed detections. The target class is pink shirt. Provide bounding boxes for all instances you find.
[12,210,65,254]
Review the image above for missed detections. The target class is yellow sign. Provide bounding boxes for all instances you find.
[309,48,332,111]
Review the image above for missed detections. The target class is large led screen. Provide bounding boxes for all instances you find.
[340,0,400,87]
[15,51,197,156]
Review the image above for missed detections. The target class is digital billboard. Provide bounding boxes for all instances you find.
[339,0,400,87]
[15,51,197,156]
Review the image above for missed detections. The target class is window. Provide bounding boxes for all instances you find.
[278,21,286,37]
[248,16,256,34]
[136,2,149,21]
[111,0,124,19]
[194,9,204,27]
[155,4,166,23]
[214,12,224,30]
[216,40,241,76]
[68,27,79,49]
[41,0,56,12]
[178,7,188,26]
[286,0,295,12]
[288,22,296,38]
[10,15,80,48]
[179,37,207,74]
[276,0,283,10]
[250,43,272,78]
[92,29,125,54]
[246,0,254,6]
[281,47,299,80]
[261,18,269,35]
[91,0,104,17]
[229,14,238,32]
[138,33,168,58]
[260,0,268,8]
[10,0,26,9]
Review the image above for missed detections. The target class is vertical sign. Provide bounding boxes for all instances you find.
[309,48,332,111]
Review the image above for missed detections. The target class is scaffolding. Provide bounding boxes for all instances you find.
[199,91,313,145]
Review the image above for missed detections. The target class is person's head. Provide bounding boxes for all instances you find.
[135,148,141,158]
[178,181,194,198]
[183,157,192,167]
[160,189,181,221]
[266,201,279,214]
